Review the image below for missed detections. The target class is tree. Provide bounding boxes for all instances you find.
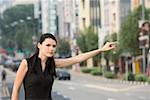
[103,33,118,70]
[118,6,150,56]
[77,26,99,66]
[0,5,38,53]
[56,39,71,58]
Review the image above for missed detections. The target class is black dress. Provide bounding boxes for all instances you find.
[23,54,55,100]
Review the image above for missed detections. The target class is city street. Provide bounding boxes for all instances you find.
[0,65,150,100]
[53,71,150,100]
[0,0,150,100]
[0,65,70,100]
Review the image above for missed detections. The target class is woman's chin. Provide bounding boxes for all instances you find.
[47,54,53,57]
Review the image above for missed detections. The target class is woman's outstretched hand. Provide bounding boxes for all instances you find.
[100,42,117,52]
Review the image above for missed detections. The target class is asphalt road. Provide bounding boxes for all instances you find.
[53,71,150,100]
[1,66,150,100]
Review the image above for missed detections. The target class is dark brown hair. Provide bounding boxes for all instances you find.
[31,33,57,76]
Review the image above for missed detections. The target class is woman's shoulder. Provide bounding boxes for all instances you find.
[25,54,36,62]
[20,59,28,66]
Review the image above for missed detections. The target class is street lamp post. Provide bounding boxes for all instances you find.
[141,0,146,74]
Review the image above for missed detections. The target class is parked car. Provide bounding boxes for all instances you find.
[56,69,71,80]
[3,59,15,68]
[12,60,21,72]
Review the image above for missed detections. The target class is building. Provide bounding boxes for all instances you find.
[78,0,101,33]
[100,0,131,35]
[57,0,79,39]
[40,0,57,35]
[131,0,150,11]
[11,0,38,6]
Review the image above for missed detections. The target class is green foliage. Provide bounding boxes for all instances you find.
[56,39,71,58]
[124,72,135,81]
[81,67,93,73]
[146,77,150,83]
[118,6,150,56]
[81,67,101,73]
[135,74,147,82]
[104,71,117,79]
[103,33,119,70]
[90,69,102,76]
[0,5,38,53]
[77,26,98,52]
[77,26,100,65]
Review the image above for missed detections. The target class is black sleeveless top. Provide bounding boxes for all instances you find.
[23,54,55,100]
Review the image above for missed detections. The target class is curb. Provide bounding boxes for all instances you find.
[103,78,149,86]
[71,70,150,86]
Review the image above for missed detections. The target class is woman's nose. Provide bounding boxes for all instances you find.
[49,46,54,50]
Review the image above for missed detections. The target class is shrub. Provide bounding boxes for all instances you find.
[104,71,117,79]
[81,68,93,73]
[135,74,147,82]
[81,67,101,74]
[124,72,135,81]
[91,70,102,76]
[146,77,150,83]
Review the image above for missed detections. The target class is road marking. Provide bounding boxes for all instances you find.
[2,85,10,98]
[58,81,80,86]
[85,84,119,92]
[63,95,69,98]
[107,98,115,100]
[124,93,131,96]
[58,81,146,92]
[139,96,146,99]
[68,86,76,90]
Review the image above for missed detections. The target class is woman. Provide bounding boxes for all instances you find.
[11,33,116,100]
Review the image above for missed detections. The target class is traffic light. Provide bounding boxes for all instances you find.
[139,21,150,48]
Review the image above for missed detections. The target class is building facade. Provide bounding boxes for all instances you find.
[131,0,150,11]
[57,0,79,39]
[40,0,57,35]
[78,0,101,33]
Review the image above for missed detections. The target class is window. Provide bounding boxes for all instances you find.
[113,13,116,21]
[82,18,86,28]
[82,0,85,9]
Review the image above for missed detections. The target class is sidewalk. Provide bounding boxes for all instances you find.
[0,65,16,100]
[70,70,150,85]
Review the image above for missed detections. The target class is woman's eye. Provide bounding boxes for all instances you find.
[46,44,56,47]
[53,45,56,48]
[46,44,50,46]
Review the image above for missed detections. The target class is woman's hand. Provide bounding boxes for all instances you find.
[100,42,117,52]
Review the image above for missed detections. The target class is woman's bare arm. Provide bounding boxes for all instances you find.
[55,42,116,67]
[11,59,28,100]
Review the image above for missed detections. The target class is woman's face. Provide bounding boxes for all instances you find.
[38,38,57,57]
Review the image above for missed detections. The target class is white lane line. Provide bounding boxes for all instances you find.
[58,81,80,86]
[58,81,144,92]
[107,98,116,100]
[68,86,76,90]
[63,95,69,98]
[139,96,146,99]
[85,84,118,92]
[124,93,131,96]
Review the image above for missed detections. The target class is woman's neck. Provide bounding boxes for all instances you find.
[38,52,48,63]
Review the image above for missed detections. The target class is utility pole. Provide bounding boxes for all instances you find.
[141,0,146,74]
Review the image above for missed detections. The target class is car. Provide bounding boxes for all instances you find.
[3,59,15,68]
[12,60,21,72]
[56,69,71,80]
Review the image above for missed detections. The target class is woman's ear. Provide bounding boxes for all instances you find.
[37,43,41,49]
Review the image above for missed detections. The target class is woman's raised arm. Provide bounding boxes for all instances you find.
[55,42,117,68]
